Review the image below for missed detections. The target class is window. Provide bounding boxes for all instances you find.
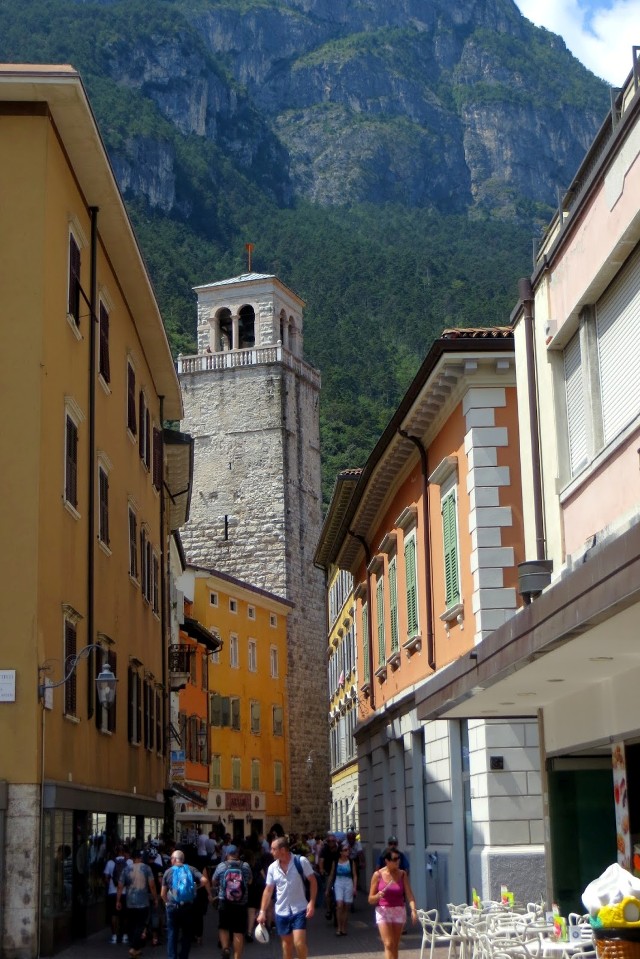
[64,414,79,510]
[211,755,221,788]
[127,362,137,435]
[274,760,283,794]
[404,533,419,636]
[270,646,279,678]
[442,491,460,608]
[250,701,261,734]
[68,232,81,326]
[231,757,241,790]
[272,705,283,737]
[269,613,277,628]
[210,694,240,730]
[229,598,237,614]
[98,301,110,383]
[201,652,208,690]
[376,577,385,666]
[152,428,162,491]
[231,696,240,730]
[98,463,110,547]
[362,602,370,683]
[155,690,162,753]
[564,330,588,476]
[139,391,150,468]
[248,605,256,620]
[251,759,260,791]
[199,720,208,764]
[143,679,154,750]
[389,557,399,652]
[229,634,239,668]
[63,614,78,717]
[128,506,138,581]
[152,552,159,615]
[209,592,218,607]
[127,667,142,744]
[140,526,151,601]
[248,639,257,672]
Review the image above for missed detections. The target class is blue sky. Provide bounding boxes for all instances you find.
[513,0,638,84]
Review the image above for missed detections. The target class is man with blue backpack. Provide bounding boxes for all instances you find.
[161,849,210,959]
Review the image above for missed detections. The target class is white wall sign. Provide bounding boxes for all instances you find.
[0,670,16,702]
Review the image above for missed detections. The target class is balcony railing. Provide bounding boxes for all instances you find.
[176,346,321,389]
[168,645,194,674]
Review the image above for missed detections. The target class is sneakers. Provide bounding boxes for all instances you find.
[222,949,231,959]
[110,934,118,944]
[122,935,129,944]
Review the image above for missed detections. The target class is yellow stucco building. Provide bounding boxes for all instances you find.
[0,66,187,956]
[177,566,293,841]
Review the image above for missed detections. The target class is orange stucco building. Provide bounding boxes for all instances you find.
[316,329,541,910]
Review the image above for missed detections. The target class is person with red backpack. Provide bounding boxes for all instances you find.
[211,845,252,959]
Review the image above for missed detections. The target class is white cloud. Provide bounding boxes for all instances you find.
[514,0,640,85]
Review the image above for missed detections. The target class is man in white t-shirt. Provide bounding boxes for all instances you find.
[257,837,317,959]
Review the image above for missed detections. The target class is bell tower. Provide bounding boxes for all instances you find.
[178,272,328,831]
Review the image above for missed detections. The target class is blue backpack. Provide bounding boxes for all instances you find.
[172,864,196,904]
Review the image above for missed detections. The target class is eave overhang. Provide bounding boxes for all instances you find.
[164,429,194,532]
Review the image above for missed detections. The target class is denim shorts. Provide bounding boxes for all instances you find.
[275,909,307,936]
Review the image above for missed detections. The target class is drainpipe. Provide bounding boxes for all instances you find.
[398,430,436,671]
[518,278,546,562]
[88,207,99,709]
[348,531,375,711]
[159,398,167,759]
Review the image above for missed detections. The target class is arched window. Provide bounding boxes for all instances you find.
[239,305,255,348]
[217,308,232,351]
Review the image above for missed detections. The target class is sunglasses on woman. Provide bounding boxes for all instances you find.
[389,856,400,862]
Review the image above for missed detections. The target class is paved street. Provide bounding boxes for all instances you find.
[56,904,428,959]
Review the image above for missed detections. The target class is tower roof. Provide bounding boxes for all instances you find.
[193,272,305,308]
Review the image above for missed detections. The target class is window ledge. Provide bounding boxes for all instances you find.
[387,651,401,671]
[374,664,387,683]
[98,728,114,737]
[63,499,81,521]
[560,412,640,504]
[98,539,112,558]
[64,713,81,724]
[360,681,371,699]
[66,314,82,340]
[402,633,422,657]
[97,374,111,396]
[440,602,464,625]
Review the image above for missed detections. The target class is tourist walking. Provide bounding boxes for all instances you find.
[116,849,158,958]
[256,836,317,959]
[161,849,210,959]
[210,844,252,959]
[368,846,417,959]
[326,842,357,936]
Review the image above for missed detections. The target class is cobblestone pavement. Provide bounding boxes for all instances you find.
[56,903,430,959]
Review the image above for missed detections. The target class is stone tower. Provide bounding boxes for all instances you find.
[178,272,329,831]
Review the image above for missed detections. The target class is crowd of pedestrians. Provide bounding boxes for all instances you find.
[101,826,416,959]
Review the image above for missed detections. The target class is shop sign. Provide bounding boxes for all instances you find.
[612,741,630,869]
[227,792,251,811]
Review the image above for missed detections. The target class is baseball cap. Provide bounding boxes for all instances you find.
[226,844,238,855]
[388,836,398,844]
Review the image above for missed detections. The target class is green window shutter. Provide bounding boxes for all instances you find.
[389,558,399,652]
[362,603,370,682]
[443,491,460,606]
[376,578,385,665]
[405,536,418,636]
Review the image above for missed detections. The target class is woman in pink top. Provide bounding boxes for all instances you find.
[368,846,417,959]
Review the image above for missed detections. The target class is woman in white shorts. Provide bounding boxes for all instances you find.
[327,843,357,936]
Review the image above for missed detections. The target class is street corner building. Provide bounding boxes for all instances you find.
[0,65,189,956]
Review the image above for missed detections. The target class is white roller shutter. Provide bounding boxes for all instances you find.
[596,243,640,445]
[564,330,587,476]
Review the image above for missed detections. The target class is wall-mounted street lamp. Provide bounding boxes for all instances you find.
[38,643,118,707]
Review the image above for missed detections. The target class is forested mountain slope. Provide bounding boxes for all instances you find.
[0,0,609,498]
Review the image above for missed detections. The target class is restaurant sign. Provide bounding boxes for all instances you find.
[226,792,251,811]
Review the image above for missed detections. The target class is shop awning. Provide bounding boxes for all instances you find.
[170,782,207,807]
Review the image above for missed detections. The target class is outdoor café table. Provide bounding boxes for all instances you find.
[539,937,594,957]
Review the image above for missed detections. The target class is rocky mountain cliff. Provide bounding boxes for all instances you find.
[0,0,612,494]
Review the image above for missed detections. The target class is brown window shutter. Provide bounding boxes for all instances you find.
[65,417,78,506]
[99,468,109,545]
[99,304,110,383]
[136,673,142,744]
[64,620,77,716]
[127,364,136,434]
[139,391,146,459]
[152,429,162,490]
[68,235,81,323]
[128,666,134,742]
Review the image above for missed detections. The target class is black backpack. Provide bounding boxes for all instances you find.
[112,858,127,888]
[293,855,311,902]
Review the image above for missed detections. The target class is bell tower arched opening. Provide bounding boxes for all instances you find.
[239,305,255,349]
[217,307,232,351]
